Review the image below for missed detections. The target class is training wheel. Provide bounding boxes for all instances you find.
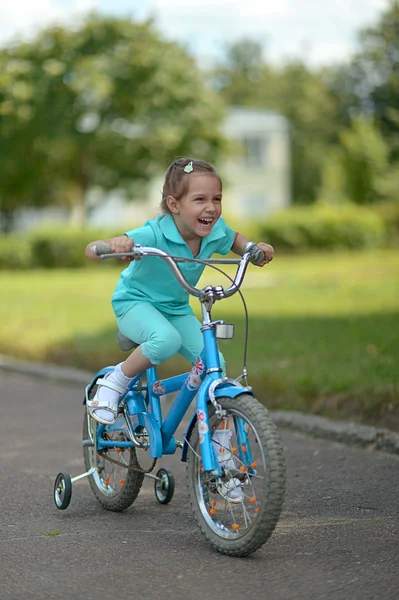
[54,472,72,510]
[154,468,175,505]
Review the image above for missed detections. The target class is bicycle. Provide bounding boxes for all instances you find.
[53,242,286,557]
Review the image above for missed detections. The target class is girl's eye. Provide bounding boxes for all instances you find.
[195,198,205,202]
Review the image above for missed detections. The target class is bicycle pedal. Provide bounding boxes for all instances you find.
[82,439,94,447]
[225,468,247,482]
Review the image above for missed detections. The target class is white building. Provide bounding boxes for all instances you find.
[221,107,291,219]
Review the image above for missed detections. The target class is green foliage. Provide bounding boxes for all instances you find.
[320,117,395,205]
[0,52,52,231]
[0,235,32,269]
[374,200,399,244]
[0,14,227,229]
[0,227,123,270]
[259,204,386,251]
[29,228,119,268]
[214,4,399,207]
[0,205,391,270]
[331,1,399,160]
[211,42,341,204]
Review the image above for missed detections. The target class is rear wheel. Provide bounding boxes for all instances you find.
[187,395,286,556]
[83,411,144,512]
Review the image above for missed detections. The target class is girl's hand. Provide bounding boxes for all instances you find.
[256,242,274,266]
[110,236,135,261]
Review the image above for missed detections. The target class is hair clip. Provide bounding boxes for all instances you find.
[184,161,194,173]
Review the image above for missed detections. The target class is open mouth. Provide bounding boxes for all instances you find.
[198,217,214,227]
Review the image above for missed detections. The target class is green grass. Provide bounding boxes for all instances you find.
[1,249,398,429]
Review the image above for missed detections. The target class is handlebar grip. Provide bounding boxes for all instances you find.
[243,242,265,265]
[92,243,113,256]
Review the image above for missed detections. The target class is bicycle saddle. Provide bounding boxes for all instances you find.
[117,331,139,351]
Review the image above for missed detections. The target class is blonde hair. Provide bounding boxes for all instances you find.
[161,158,222,214]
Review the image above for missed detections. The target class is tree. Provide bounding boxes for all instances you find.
[0,53,53,231]
[320,117,393,205]
[331,1,399,159]
[211,41,341,204]
[211,40,270,107]
[0,14,227,228]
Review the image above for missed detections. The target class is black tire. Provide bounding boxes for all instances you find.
[154,468,175,504]
[186,395,286,557]
[54,472,72,510]
[82,411,144,512]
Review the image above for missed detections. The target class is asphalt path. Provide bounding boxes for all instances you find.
[0,372,398,600]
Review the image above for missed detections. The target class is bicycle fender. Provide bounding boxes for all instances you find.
[214,384,253,400]
[180,383,253,463]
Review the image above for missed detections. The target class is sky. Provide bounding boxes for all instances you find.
[0,0,391,67]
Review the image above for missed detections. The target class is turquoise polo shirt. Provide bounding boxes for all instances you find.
[111,213,236,317]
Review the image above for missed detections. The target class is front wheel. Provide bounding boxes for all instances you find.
[186,395,286,557]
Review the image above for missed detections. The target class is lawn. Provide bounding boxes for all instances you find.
[1,249,398,428]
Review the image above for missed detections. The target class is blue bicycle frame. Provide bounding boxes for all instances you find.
[83,243,264,474]
[84,308,253,473]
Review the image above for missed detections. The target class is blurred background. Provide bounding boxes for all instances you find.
[1,1,398,428]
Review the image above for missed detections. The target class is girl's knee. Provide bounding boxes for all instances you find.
[144,328,182,364]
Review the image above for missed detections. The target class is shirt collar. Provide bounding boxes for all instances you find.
[159,213,185,244]
[159,213,226,250]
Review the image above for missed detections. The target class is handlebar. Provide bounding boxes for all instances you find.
[92,242,264,301]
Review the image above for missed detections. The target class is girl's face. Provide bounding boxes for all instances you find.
[168,173,222,241]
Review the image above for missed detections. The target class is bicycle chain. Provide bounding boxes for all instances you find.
[97,449,157,474]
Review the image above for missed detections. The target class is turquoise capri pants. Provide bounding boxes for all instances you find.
[116,302,226,372]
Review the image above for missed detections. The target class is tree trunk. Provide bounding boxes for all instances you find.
[0,210,16,233]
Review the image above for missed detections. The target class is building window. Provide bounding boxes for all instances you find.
[242,136,266,167]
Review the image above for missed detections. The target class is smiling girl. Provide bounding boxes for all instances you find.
[85,158,274,426]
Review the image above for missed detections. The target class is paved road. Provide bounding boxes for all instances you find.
[0,372,398,600]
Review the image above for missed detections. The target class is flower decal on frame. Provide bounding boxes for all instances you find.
[153,380,165,395]
[186,357,205,390]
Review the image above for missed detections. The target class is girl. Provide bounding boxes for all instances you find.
[85,157,274,426]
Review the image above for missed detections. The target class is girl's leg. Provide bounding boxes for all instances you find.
[118,303,185,370]
[168,313,226,372]
[90,304,184,424]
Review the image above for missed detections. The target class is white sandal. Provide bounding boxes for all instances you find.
[87,377,126,425]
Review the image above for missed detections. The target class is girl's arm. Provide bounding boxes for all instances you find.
[231,232,274,266]
[85,235,134,262]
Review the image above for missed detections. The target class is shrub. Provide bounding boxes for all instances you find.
[259,204,387,251]
[374,200,399,246]
[0,235,32,269]
[29,227,120,268]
